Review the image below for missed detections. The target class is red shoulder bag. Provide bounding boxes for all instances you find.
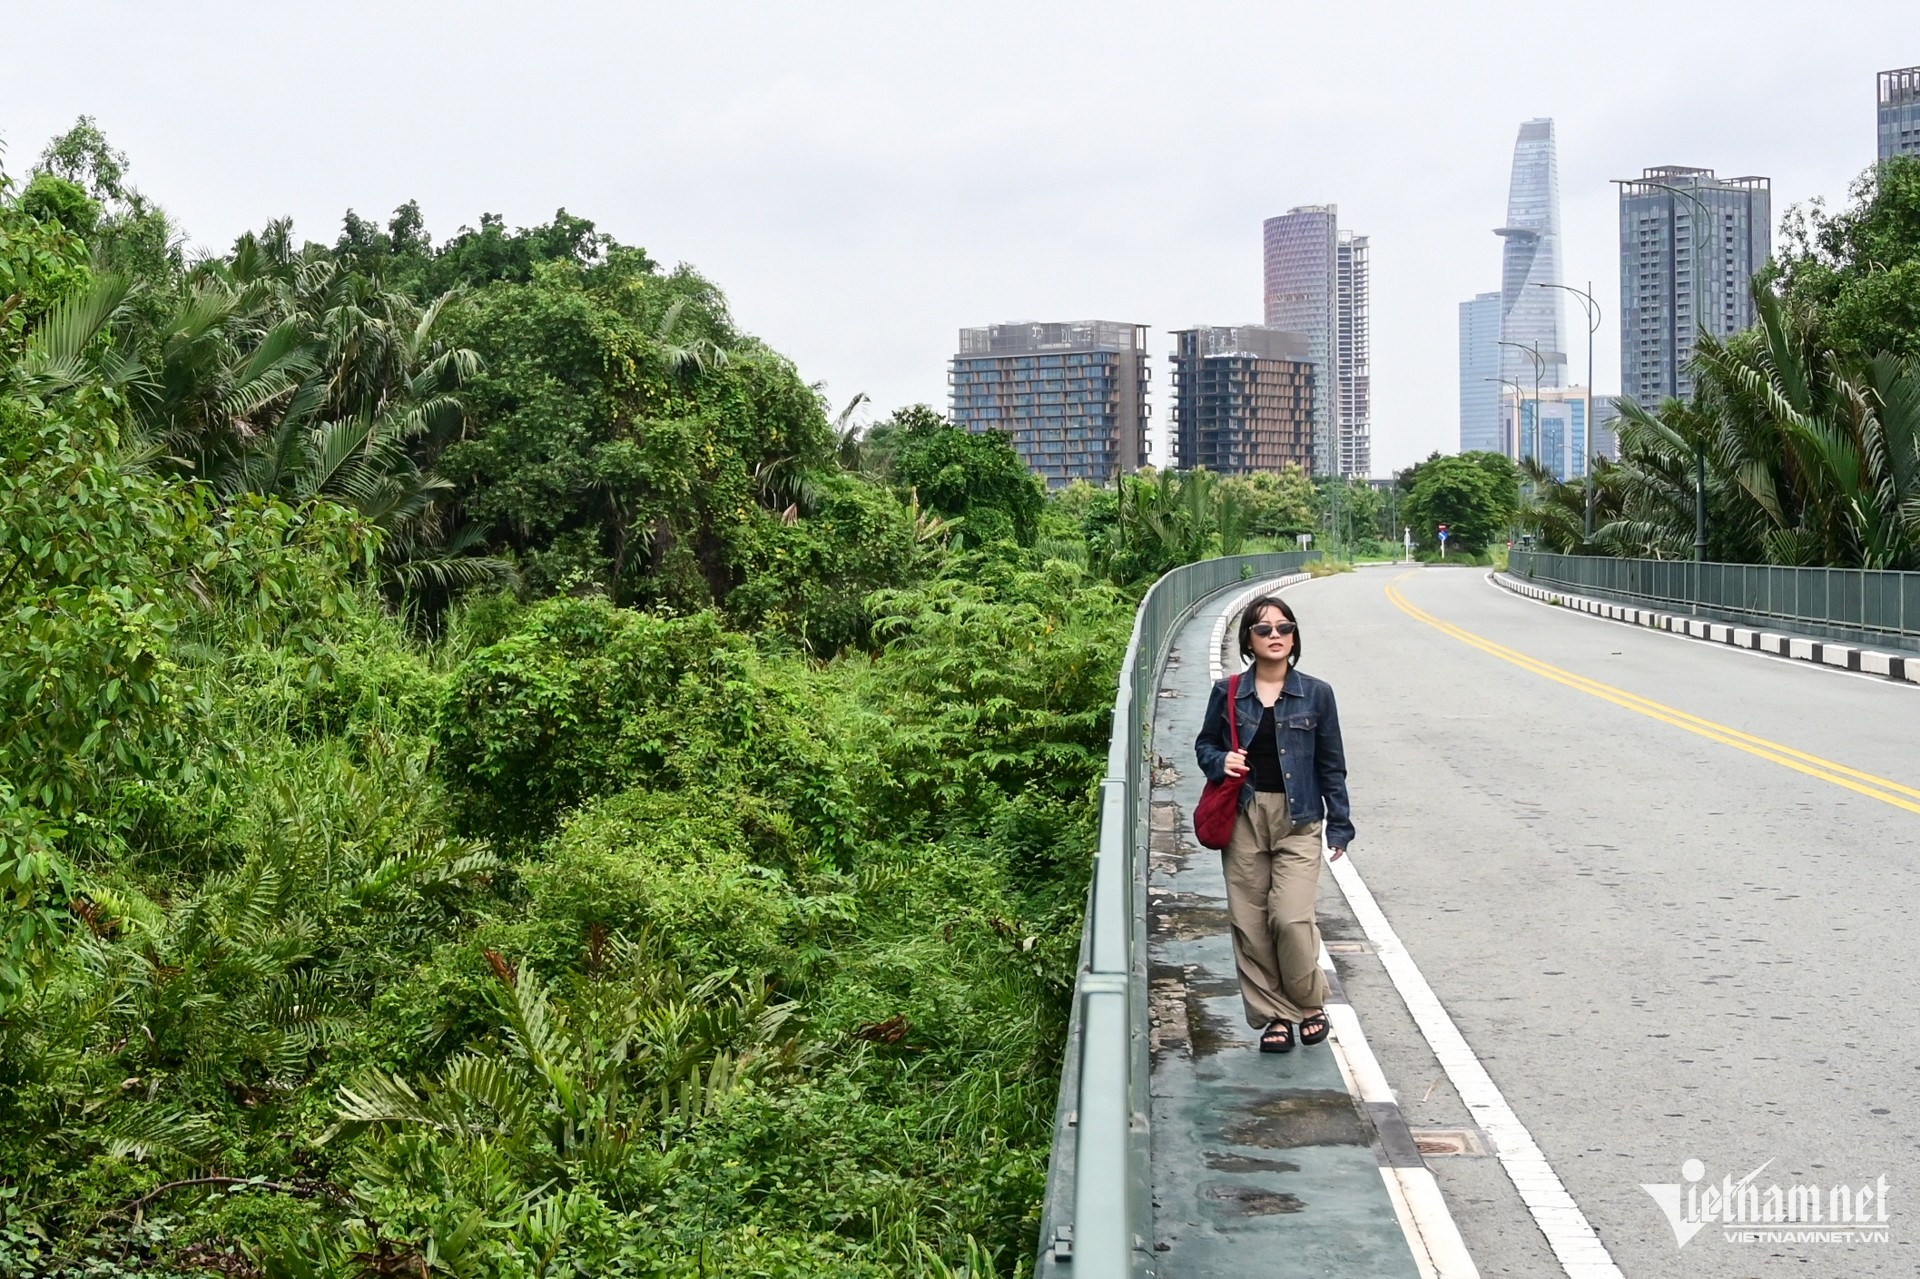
[1192,673,1242,850]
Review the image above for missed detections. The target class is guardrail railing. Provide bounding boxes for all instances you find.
[1036,551,1319,1274]
[1508,550,1920,655]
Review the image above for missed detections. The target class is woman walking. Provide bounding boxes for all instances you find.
[1194,595,1353,1053]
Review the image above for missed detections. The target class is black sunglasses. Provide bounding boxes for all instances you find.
[1250,622,1297,638]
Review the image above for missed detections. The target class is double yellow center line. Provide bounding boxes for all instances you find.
[1385,573,1920,817]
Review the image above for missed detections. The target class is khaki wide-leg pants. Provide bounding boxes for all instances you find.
[1221,791,1329,1027]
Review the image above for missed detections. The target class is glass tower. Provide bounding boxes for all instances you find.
[1516,391,1588,482]
[1495,118,1569,392]
[1880,67,1920,161]
[1262,205,1372,476]
[948,321,1149,489]
[1615,167,1771,404]
[1458,291,1502,453]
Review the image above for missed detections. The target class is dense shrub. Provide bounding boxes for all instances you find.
[0,137,1211,1277]
[527,789,796,973]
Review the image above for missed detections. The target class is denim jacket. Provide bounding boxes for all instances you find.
[1193,667,1354,850]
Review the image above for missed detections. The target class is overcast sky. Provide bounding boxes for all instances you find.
[2,2,1909,474]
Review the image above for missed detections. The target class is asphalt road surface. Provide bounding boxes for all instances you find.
[1295,563,1920,1277]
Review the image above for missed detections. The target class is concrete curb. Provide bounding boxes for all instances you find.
[1490,572,1920,685]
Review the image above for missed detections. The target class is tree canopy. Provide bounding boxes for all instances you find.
[0,118,1281,1277]
[1403,451,1519,553]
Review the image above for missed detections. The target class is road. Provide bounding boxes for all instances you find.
[1293,563,1920,1277]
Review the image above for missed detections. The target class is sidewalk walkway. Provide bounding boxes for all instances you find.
[1145,586,1423,1274]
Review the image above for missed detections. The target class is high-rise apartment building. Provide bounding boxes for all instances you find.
[1263,207,1336,474]
[948,321,1149,489]
[1616,166,1771,404]
[1336,233,1372,477]
[1458,291,1503,453]
[1495,118,1569,392]
[1881,67,1920,161]
[1262,205,1371,476]
[1170,326,1316,475]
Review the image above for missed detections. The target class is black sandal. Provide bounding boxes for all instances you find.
[1299,1010,1330,1046]
[1259,1020,1295,1053]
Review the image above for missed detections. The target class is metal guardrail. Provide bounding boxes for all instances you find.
[1036,551,1320,1275]
[1508,550,1920,655]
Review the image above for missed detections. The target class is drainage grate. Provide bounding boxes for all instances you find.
[1408,1128,1486,1157]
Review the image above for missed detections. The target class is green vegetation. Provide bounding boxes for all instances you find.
[1525,157,1920,568]
[0,120,1277,1277]
[1394,451,1520,556]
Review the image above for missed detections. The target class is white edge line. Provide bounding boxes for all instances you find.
[1325,851,1625,1279]
[1321,936,1479,1279]
[1379,1167,1442,1279]
[1394,1167,1483,1279]
[1206,572,1483,1279]
[1484,572,1920,694]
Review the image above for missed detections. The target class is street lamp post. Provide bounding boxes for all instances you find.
[1536,281,1602,542]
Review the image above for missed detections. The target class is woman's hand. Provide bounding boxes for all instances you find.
[1223,750,1248,778]
[1329,846,1346,861]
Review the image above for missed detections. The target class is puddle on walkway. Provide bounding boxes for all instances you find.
[1150,894,1230,941]
[1204,1152,1302,1174]
[1149,962,1246,1061]
[1187,998,1241,1058]
[1201,1182,1305,1217]
[1221,1089,1374,1149]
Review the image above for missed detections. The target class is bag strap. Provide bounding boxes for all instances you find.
[1226,673,1241,753]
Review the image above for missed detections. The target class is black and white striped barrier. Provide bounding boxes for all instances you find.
[1492,572,1920,684]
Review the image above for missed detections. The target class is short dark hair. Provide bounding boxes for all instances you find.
[1237,595,1302,666]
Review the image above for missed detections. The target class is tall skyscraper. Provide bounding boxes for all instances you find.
[1335,233,1372,477]
[1262,205,1371,476]
[1880,66,1920,161]
[1458,291,1502,453]
[1495,118,1568,392]
[1263,207,1336,474]
[1615,166,1771,404]
[948,321,1149,489]
[1170,326,1316,475]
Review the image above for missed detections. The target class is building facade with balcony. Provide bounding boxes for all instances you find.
[948,320,1149,489]
[1169,326,1316,475]
[1616,166,1771,405]
[1335,232,1372,477]
[1880,66,1920,161]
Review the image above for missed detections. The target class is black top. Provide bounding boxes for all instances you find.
[1247,703,1285,793]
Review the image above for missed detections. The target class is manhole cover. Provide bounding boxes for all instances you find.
[1409,1128,1485,1157]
